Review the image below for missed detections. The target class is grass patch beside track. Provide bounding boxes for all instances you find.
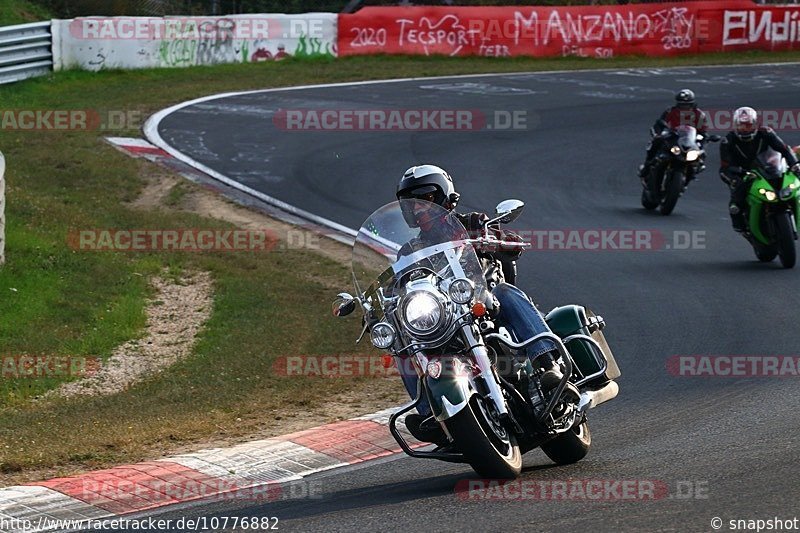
[0,0,50,26]
[1,50,798,483]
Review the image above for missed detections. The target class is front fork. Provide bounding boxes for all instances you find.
[412,324,508,422]
[460,324,508,417]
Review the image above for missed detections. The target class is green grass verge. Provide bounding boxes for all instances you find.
[1,50,799,481]
[0,0,51,26]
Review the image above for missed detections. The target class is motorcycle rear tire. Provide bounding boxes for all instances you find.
[753,241,778,263]
[540,419,592,465]
[641,189,658,210]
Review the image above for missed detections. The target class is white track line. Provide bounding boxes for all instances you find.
[143,61,800,242]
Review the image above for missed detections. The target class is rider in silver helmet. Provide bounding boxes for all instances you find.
[396,164,563,445]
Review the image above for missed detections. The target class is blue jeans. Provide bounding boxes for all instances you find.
[400,283,557,417]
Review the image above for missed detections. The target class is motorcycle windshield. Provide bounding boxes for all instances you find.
[352,200,486,317]
[756,148,787,180]
[675,125,697,150]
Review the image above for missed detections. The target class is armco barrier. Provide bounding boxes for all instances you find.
[337,2,799,59]
[0,21,53,84]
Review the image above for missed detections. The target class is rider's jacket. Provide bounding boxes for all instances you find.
[719,127,799,183]
[651,106,710,137]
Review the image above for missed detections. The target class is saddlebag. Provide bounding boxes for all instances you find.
[544,305,621,385]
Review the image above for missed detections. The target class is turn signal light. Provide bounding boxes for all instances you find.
[382,354,394,369]
[472,302,487,317]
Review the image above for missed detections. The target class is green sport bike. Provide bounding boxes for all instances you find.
[738,149,800,269]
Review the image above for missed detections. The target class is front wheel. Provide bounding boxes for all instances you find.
[659,169,684,216]
[445,397,522,479]
[775,211,797,268]
[540,419,591,465]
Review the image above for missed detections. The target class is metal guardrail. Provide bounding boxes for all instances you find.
[0,21,53,85]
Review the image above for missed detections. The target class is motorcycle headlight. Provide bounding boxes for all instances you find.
[401,291,443,335]
[448,278,474,305]
[670,146,681,155]
[370,322,396,349]
[685,150,700,162]
[780,187,794,200]
[765,190,777,202]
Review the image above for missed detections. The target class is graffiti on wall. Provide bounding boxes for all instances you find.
[55,14,338,71]
[512,7,695,51]
[338,6,704,58]
[157,28,333,67]
[722,9,800,47]
[158,18,242,66]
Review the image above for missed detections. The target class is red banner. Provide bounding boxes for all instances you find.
[338,2,762,59]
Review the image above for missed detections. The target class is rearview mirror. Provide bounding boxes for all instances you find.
[494,199,525,224]
[332,293,356,317]
[708,134,722,142]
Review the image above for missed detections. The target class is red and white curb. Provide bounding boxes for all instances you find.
[0,409,419,532]
[105,137,171,161]
[0,138,428,532]
[103,136,355,248]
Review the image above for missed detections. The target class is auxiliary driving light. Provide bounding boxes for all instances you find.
[449,278,475,304]
[370,322,396,349]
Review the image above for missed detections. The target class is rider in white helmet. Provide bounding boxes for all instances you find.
[720,107,800,231]
[396,164,562,445]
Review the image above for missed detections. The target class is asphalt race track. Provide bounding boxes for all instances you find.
[140,64,800,532]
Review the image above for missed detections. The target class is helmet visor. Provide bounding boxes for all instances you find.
[398,185,439,201]
[399,197,442,229]
[736,121,756,140]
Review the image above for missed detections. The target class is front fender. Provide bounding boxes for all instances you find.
[426,361,476,422]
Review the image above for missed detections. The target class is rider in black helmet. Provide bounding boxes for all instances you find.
[396,164,563,445]
[639,89,710,182]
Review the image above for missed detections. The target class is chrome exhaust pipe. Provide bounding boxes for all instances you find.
[577,380,619,414]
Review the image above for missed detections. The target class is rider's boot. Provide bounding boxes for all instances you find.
[405,413,449,447]
[730,204,747,233]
